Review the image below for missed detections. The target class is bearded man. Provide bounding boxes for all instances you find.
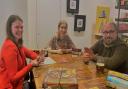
[83,22,128,73]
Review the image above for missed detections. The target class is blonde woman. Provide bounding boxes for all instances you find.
[48,20,75,53]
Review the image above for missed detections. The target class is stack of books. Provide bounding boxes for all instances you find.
[119,23,128,32]
[106,70,128,89]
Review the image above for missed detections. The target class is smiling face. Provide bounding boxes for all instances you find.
[11,20,23,42]
[58,20,68,38]
[102,23,118,45]
[58,23,67,36]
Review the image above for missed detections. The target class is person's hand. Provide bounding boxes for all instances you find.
[36,56,45,64]
[82,52,91,59]
[30,59,39,67]
[84,47,95,59]
[37,50,45,63]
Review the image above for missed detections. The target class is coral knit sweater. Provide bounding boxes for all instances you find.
[1,39,37,89]
[0,55,13,89]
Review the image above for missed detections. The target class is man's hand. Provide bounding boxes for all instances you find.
[82,47,95,61]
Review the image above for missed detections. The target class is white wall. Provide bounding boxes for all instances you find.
[0,0,115,49]
[27,0,115,49]
[27,0,37,49]
[36,0,61,49]
[0,0,28,46]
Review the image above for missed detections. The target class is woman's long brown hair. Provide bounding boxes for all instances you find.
[6,15,23,47]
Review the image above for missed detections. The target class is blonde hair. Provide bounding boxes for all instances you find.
[58,20,68,28]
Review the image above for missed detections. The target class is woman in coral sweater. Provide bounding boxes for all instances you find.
[0,15,44,89]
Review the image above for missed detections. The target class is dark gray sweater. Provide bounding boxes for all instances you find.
[91,38,128,73]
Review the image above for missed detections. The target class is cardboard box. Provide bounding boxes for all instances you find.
[42,68,78,89]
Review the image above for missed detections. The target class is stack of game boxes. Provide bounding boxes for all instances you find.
[106,70,128,89]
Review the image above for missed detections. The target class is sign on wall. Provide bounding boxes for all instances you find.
[95,6,111,34]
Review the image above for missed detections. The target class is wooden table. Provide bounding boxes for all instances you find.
[32,54,108,89]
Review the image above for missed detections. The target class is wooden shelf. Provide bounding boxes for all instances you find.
[94,33,102,36]
[118,30,128,33]
[94,33,102,40]
[122,34,128,38]
[115,1,128,33]
[115,18,128,22]
[121,34,128,44]
[115,5,128,10]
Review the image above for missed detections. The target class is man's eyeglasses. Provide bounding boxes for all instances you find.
[102,30,115,34]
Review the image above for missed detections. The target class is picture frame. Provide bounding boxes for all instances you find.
[67,0,79,14]
[74,15,86,32]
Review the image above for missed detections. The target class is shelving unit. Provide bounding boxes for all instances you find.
[115,0,128,33]
[115,18,128,22]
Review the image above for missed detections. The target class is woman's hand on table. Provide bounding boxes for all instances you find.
[30,59,40,67]
[36,50,45,63]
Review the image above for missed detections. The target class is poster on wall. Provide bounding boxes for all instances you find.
[95,6,111,34]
